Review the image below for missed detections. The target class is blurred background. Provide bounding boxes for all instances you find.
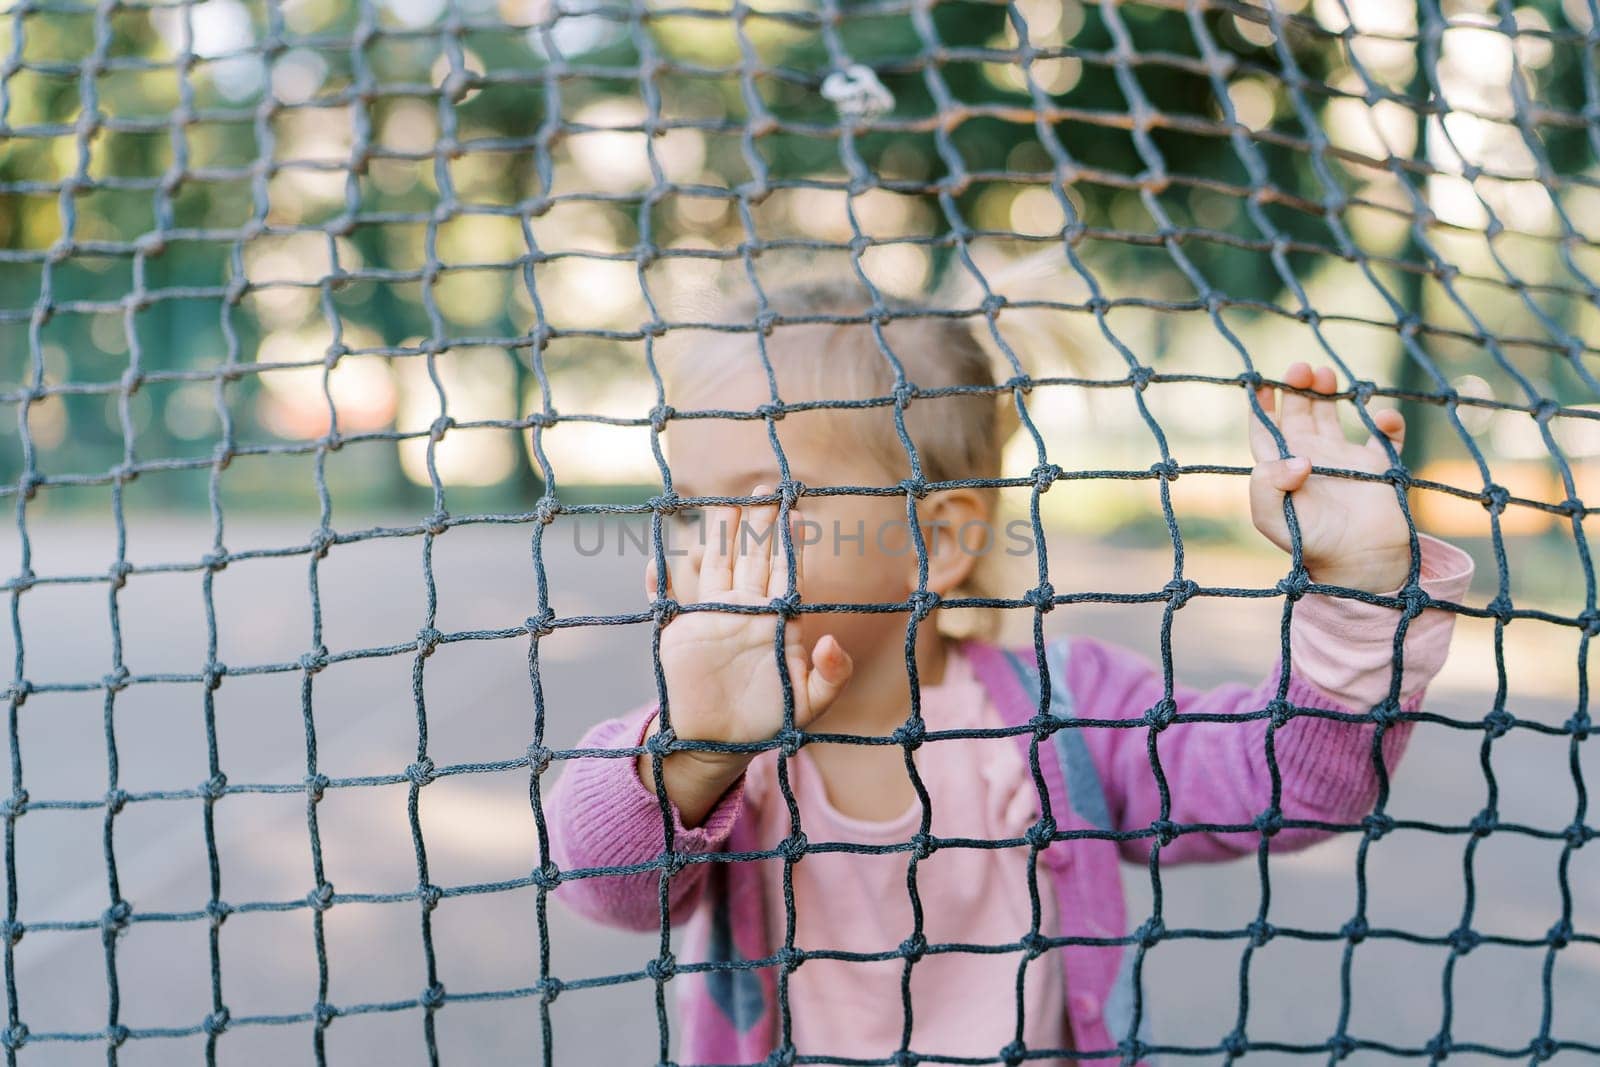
[1,0,1597,1062]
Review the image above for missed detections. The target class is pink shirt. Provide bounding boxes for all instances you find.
[744,644,1072,1063]
[724,532,1474,1060]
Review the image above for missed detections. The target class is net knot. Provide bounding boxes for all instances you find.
[538,976,563,1004]
[405,758,437,787]
[898,931,927,962]
[1564,820,1593,849]
[531,862,561,890]
[652,598,680,628]
[1135,917,1165,948]
[308,526,335,559]
[314,1001,338,1028]
[1480,483,1510,514]
[1144,697,1177,731]
[1362,812,1394,840]
[1483,709,1514,739]
[1546,918,1573,949]
[1128,365,1154,391]
[646,953,676,981]
[299,646,330,674]
[0,920,23,946]
[1448,926,1480,954]
[1328,1034,1357,1060]
[909,831,935,860]
[107,1024,130,1048]
[1341,917,1368,943]
[1352,379,1377,404]
[820,63,895,120]
[415,626,441,657]
[1163,577,1197,608]
[206,899,232,927]
[778,726,804,758]
[1026,815,1057,849]
[1150,818,1179,847]
[420,982,448,1010]
[1,1024,28,1050]
[1276,570,1311,601]
[1532,1036,1558,1062]
[1221,1031,1248,1057]
[764,1043,797,1067]
[102,900,132,932]
[1398,585,1429,619]
[308,881,336,911]
[754,402,786,421]
[5,679,29,706]
[417,883,443,912]
[1383,466,1412,491]
[426,510,452,537]
[429,415,455,442]
[533,496,562,526]
[0,791,27,821]
[648,404,675,433]
[1568,710,1593,740]
[104,788,129,815]
[1030,463,1061,491]
[1247,919,1275,946]
[1578,608,1600,638]
[527,743,553,776]
[890,719,925,748]
[777,945,804,972]
[1397,314,1421,339]
[769,593,800,619]
[103,665,131,693]
[1369,699,1401,727]
[1253,806,1283,836]
[906,588,940,621]
[107,559,132,590]
[202,1008,230,1036]
[1533,398,1560,425]
[1267,699,1293,728]
[1149,458,1180,481]
[1001,1039,1027,1066]
[305,773,331,802]
[203,661,227,691]
[644,725,677,758]
[780,831,809,863]
[1487,593,1514,623]
[526,610,557,638]
[1019,931,1049,960]
[1023,582,1056,612]
[1470,809,1498,837]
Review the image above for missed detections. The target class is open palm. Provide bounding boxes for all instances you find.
[1247,363,1415,594]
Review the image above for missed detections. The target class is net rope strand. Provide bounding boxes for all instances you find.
[0,0,1598,1064]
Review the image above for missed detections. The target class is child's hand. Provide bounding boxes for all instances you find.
[637,484,854,822]
[1247,362,1413,594]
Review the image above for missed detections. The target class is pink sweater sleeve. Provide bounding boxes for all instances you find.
[1069,531,1476,865]
[545,700,749,932]
[1288,531,1476,711]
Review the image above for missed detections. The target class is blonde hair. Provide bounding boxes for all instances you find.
[663,277,1023,643]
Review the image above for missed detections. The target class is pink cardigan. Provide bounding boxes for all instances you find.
[547,534,1475,1065]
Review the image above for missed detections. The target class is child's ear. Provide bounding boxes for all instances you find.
[914,487,989,598]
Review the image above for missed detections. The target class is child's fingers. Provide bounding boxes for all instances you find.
[643,557,673,603]
[1278,361,1316,434]
[697,503,737,596]
[1247,383,1281,463]
[803,634,853,722]
[768,507,804,599]
[1366,407,1406,458]
[1309,364,1343,439]
[731,483,777,595]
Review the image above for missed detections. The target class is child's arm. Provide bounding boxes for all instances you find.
[544,699,749,932]
[1068,361,1477,863]
[1070,529,1474,864]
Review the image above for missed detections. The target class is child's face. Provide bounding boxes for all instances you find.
[663,360,922,667]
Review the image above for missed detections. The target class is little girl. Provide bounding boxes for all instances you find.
[546,280,1476,1066]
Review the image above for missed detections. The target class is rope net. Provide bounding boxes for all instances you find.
[0,0,1596,1062]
